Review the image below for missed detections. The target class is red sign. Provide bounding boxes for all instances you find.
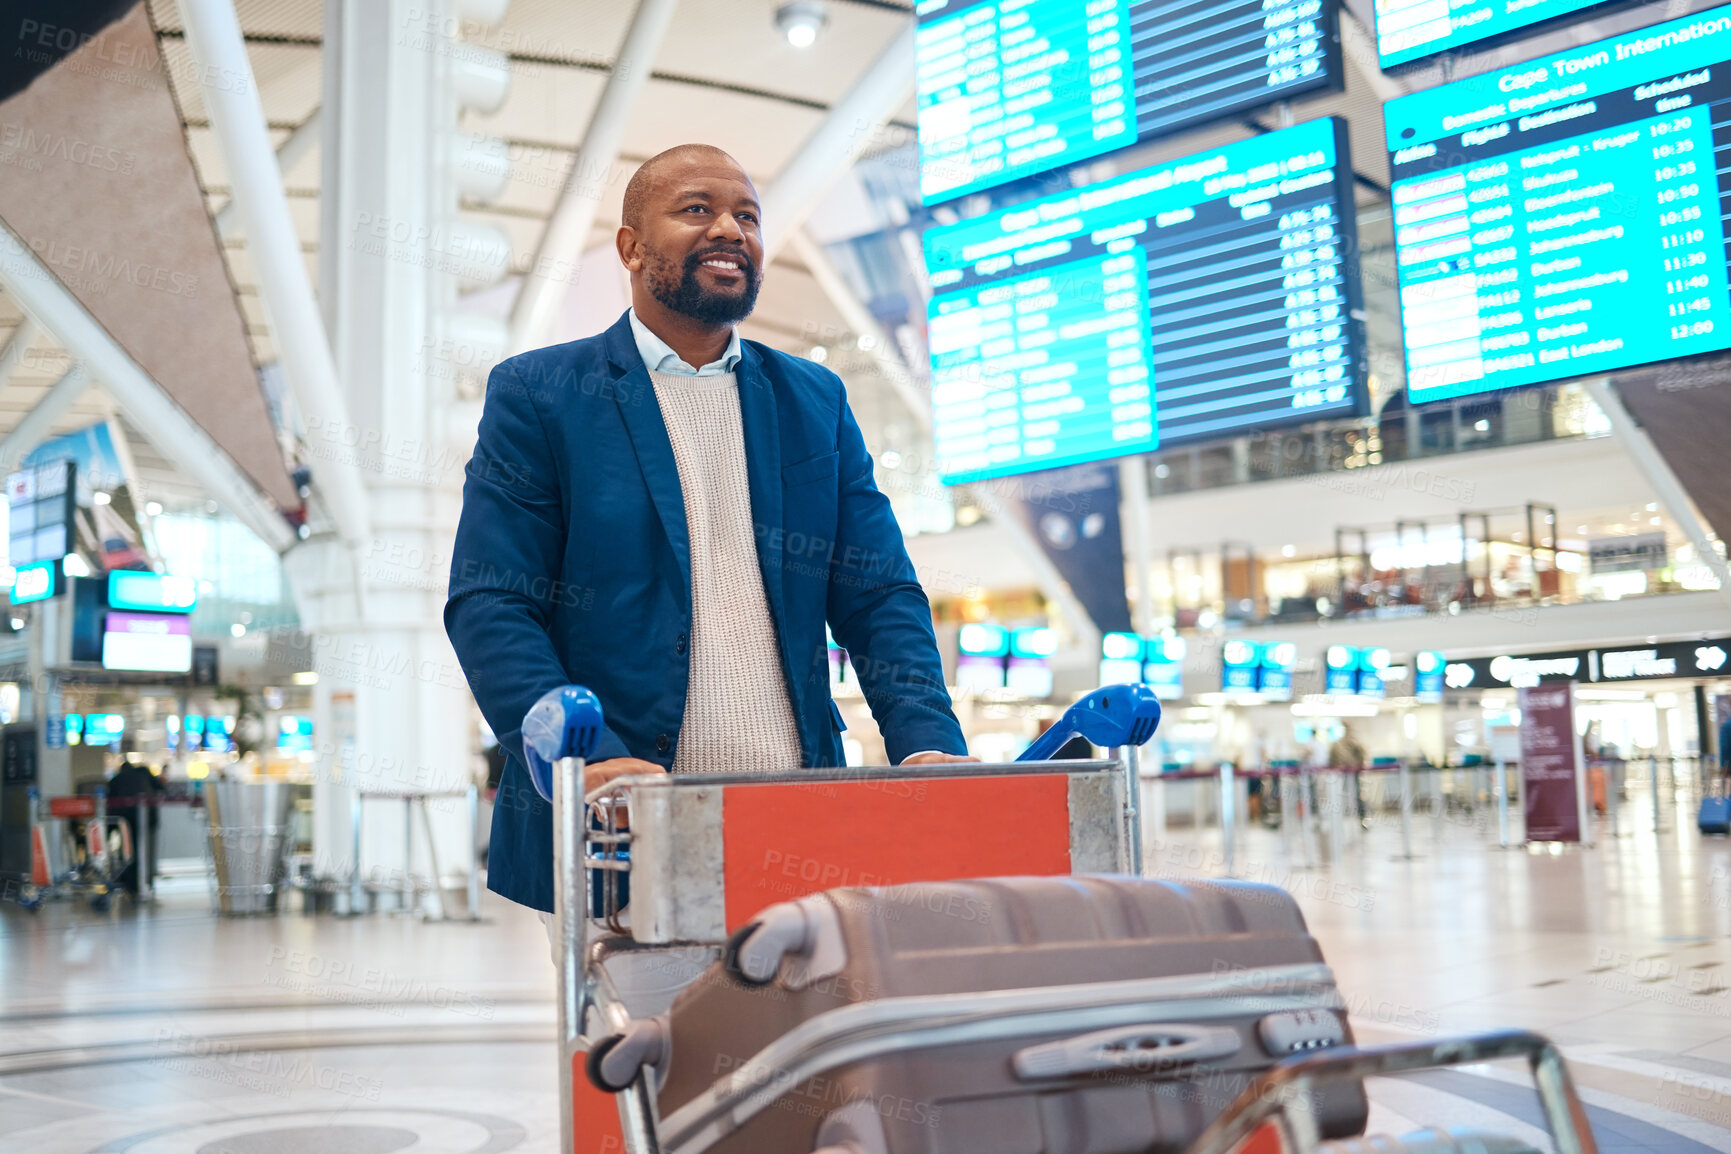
[1519,684,1587,843]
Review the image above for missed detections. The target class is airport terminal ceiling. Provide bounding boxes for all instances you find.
[0,0,1726,530]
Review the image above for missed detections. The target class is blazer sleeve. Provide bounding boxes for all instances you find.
[445,359,632,767]
[825,393,967,763]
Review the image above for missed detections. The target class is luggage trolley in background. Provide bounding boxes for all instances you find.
[525,686,1600,1154]
[18,785,132,912]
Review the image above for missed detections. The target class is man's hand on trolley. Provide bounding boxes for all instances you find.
[584,757,667,794]
[902,751,980,765]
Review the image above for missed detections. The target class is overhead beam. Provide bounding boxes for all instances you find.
[215,108,322,240]
[788,229,931,430]
[0,318,39,391]
[0,216,295,552]
[970,485,1103,654]
[509,0,681,354]
[0,364,93,472]
[760,22,916,262]
[1581,375,1731,617]
[788,233,1102,649]
[178,0,370,548]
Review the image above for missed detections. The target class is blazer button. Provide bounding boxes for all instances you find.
[675,633,688,655]
[655,734,671,753]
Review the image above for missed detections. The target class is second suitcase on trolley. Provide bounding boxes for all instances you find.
[590,875,1369,1154]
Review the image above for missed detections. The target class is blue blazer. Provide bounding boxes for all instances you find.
[445,311,966,911]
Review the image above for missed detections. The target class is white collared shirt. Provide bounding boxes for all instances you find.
[628,308,741,377]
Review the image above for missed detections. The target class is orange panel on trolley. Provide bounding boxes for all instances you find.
[573,1056,623,1154]
[720,773,1073,929]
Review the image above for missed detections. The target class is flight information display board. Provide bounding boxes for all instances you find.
[1375,0,1617,72]
[1387,8,1731,405]
[924,117,1364,483]
[914,0,1342,204]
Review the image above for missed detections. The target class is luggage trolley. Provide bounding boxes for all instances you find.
[525,685,1158,1154]
[18,785,133,912]
[526,686,1601,1154]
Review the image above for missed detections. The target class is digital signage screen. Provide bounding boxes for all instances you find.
[925,117,1364,483]
[108,571,197,614]
[1375,0,1623,72]
[102,611,193,673]
[1388,8,1731,405]
[914,0,1343,204]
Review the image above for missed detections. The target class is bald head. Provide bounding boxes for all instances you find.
[616,143,764,331]
[622,144,750,231]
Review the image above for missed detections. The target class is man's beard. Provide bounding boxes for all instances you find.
[643,246,761,325]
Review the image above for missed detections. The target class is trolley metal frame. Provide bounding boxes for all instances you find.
[527,683,1597,1154]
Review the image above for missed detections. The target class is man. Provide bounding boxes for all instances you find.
[446,144,971,915]
[1328,721,1368,827]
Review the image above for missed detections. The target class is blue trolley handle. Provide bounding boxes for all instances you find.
[1019,684,1161,875]
[523,684,608,1154]
[522,685,605,803]
[1018,684,1161,761]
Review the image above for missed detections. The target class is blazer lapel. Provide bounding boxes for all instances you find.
[603,314,691,613]
[735,343,785,627]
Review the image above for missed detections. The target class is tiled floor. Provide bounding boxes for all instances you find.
[4,787,1730,1153]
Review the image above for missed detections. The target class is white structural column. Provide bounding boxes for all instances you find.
[760,22,917,262]
[508,0,679,354]
[0,364,92,471]
[1581,375,1731,616]
[1119,456,1155,635]
[0,219,296,552]
[178,0,371,550]
[215,108,323,240]
[294,0,499,900]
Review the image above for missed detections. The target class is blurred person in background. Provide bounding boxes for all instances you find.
[107,755,163,897]
[1329,721,1367,827]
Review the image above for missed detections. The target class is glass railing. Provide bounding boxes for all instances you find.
[1142,382,1610,498]
[1155,533,1722,633]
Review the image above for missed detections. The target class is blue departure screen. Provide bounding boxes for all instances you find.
[914,0,1342,204]
[1387,7,1731,404]
[924,117,1364,483]
[1376,0,1612,71]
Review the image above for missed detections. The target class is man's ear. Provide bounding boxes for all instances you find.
[615,225,641,272]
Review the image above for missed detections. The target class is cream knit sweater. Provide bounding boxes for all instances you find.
[650,369,803,774]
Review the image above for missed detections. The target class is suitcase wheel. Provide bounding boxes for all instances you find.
[722,920,774,987]
[585,1018,671,1093]
[585,1034,633,1093]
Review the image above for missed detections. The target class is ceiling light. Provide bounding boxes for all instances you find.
[145,501,163,517]
[776,0,827,47]
[231,623,247,637]
[1646,503,1657,512]
[1650,517,1662,526]
[62,554,91,577]
[93,491,111,506]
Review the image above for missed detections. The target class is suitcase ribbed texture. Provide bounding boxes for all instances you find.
[654,876,1368,1154]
